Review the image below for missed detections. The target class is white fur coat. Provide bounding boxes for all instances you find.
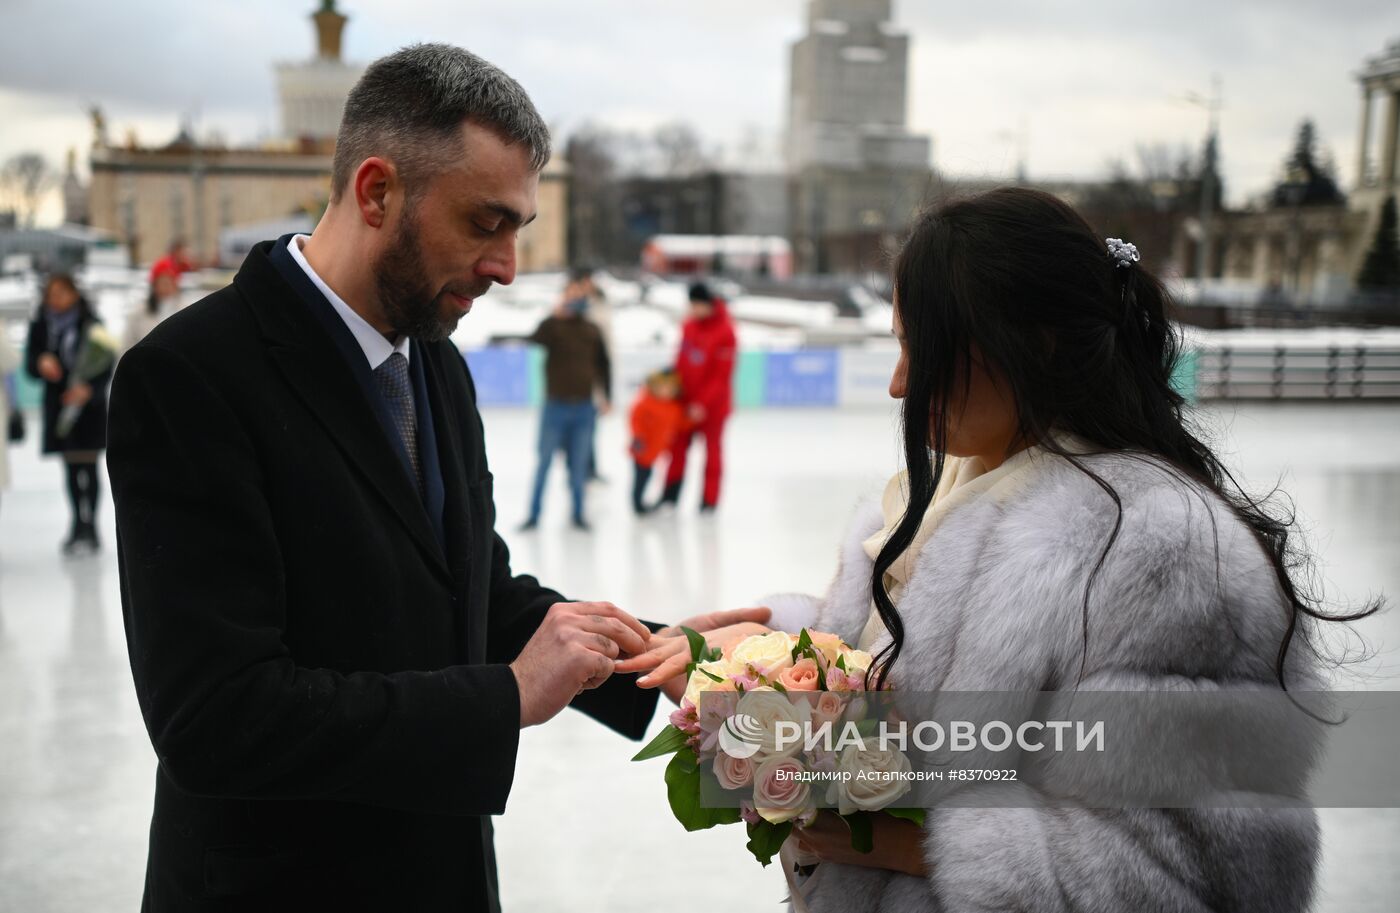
[763,451,1320,913]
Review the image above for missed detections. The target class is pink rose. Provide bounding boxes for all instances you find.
[777,658,821,692]
[753,757,811,824]
[812,691,847,730]
[714,752,754,790]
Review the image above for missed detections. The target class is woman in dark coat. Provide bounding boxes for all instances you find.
[26,273,112,553]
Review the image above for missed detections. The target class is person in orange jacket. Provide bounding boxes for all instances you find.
[657,281,736,512]
[627,369,685,514]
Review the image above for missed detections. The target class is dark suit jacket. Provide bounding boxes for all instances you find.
[107,238,659,912]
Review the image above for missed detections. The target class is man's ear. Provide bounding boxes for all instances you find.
[352,157,395,229]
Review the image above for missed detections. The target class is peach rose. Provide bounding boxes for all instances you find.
[812,691,847,730]
[807,631,845,667]
[777,658,821,692]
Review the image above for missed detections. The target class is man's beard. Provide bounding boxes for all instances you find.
[373,209,487,343]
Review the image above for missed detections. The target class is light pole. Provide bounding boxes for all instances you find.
[1184,76,1223,284]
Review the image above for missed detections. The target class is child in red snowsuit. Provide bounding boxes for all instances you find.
[628,369,685,514]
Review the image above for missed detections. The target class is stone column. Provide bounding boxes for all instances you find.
[1382,90,1400,186]
[1356,86,1373,187]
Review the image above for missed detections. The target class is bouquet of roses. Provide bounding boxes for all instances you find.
[55,323,118,438]
[632,627,924,866]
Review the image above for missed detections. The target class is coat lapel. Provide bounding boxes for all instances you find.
[237,240,452,584]
[418,343,473,580]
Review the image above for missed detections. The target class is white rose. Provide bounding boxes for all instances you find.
[682,657,742,709]
[826,743,913,815]
[731,631,797,678]
[735,688,812,763]
[840,649,875,675]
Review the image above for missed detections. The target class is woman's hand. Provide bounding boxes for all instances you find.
[37,353,62,383]
[614,607,771,702]
[792,811,929,878]
[60,382,92,407]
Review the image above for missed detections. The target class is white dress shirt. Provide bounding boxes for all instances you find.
[287,234,410,370]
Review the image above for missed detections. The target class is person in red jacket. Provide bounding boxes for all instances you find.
[148,238,193,285]
[657,281,736,512]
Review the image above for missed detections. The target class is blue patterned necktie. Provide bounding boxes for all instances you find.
[373,351,423,496]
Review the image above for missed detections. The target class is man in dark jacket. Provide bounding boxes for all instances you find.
[520,281,611,531]
[107,44,764,912]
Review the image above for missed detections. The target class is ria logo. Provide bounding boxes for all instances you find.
[717,713,765,760]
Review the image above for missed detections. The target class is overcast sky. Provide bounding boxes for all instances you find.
[2,0,1397,221]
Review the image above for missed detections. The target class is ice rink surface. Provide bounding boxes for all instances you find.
[1,399,1397,911]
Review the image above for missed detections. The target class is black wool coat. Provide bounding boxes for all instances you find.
[107,239,658,912]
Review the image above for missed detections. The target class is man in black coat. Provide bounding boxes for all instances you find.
[107,44,765,911]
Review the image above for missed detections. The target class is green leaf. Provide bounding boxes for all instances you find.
[665,748,722,832]
[746,820,794,867]
[631,725,690,762]
[836,654,848,672]
[709,805,743,826]
[885,807,926,827]
[843,812,874,854]
[681,626,707,664]
[700,667,725,683]
[793,628,813,660]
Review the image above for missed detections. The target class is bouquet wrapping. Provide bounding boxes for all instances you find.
[55,324,117,439]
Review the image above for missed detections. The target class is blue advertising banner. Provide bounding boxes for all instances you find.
[764,349,839,406]
[462,346,531,406]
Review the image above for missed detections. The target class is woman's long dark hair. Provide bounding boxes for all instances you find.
[867,187,1380,693]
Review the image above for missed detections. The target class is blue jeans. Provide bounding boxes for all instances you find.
[527,399,596,522]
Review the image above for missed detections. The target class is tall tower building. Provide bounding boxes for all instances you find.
[786,0,933,273]
[787,0,930,171]
[276,1,365,143]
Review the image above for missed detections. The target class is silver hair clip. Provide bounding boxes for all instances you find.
[1106,237,1140,268]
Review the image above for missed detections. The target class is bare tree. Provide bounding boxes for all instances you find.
[0,152,57,228]
[652,122,710,177]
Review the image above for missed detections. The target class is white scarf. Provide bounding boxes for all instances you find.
[856,432,1090,650]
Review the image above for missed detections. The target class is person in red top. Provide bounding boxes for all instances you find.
[628,369,685,514]
[658,281,736,512]
[147,238,193,285]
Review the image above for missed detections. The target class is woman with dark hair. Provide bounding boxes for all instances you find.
[27,273,113,554]
[630,187,1379,911]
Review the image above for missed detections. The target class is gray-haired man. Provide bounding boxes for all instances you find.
[107,44,766,910]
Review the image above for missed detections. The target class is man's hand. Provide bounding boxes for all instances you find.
[614,607,772,702]
[510,601,650,728]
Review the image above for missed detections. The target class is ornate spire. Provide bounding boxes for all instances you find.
[312,1,347,61]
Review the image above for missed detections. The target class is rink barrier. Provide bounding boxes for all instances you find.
[462,346,1207,409]
[29,340,1393,417]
